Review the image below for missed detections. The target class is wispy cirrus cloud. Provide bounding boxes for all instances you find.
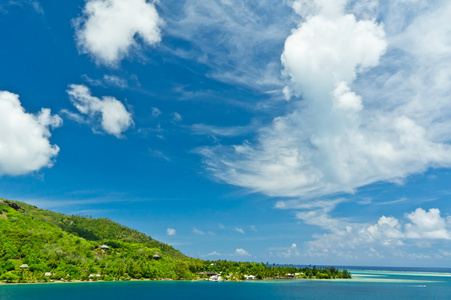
[191,123,253,138]
[159,0,295,91]
[82,74,129,89]
[199,0,451,200]
[192,227,205,235]
[235,227,245,234]
[0,0,43,14]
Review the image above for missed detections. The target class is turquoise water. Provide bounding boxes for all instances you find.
[1,269,450,299]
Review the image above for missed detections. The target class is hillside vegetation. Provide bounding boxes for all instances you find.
[0,199,351,283]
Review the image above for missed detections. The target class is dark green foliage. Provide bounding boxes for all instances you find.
[0,199,351,283]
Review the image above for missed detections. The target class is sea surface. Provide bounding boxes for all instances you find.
[1,267,451,299]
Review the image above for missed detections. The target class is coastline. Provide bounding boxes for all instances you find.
[5,268,450,286]
[3,270,450,300]
[0,276,349,286]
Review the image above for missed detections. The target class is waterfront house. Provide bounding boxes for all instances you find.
[198,271,217,276]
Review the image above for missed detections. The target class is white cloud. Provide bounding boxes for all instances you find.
[191,124,251,137]
[282,0,386,100]
[82,74,130,89]
[0,91,62,176]
[302,207,451,257]
[166,228,176,236]
[269,205,451,263]
[102,75,128,89]
[207,251,221,256]
[235,227,245,234]
[66,84,134,138]
[274,243,300,258]
[219,223,225,229]
[74,0,162,66]
[149,149,170,162]
[404,208,451,240]
[159,0,295,90]
[171,112,182,122]
[151,107,161,118]
[192,227,205,235]
[250,225,257,232]
[0,0,44,14]
[200,0,451,199]
[235,248,250,256]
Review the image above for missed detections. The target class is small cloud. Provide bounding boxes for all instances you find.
[235,248,250,256]
[103,75,128,89]
[172,112,182,122]
[66,84,133,138]
[149,149,170,162]
[272,243,300,258]
[191,123,251,137]
[219,223,225,229]
[207,251,221,256]
[82,74,130,89]
[235,227,245,234]
[166,228,176,236]
[74,0,162,66]
[357,198,372,205]
[192,227,205,235]
[207,231,216,236]
[250,225,257,232]
[82,74,102,86]
[375,197,408,206]
[152,107,162,118]
[1,0,44,14]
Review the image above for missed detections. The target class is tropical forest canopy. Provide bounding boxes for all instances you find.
[0,199,351,283]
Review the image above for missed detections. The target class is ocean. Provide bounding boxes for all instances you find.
[1,267,450,299]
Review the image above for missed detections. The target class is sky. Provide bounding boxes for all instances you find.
[1,0,451,267]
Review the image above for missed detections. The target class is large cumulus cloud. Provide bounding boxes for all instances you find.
[0,91,62,176]
[200,0,451,198]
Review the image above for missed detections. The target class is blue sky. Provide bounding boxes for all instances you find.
[1,0,451,267]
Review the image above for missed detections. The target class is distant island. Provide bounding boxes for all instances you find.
[0,199,351,283]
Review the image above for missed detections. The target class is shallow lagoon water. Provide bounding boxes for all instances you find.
[1,269,450,299]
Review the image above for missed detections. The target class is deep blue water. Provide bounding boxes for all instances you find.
[1,268,451,299]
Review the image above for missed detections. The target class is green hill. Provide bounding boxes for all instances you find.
[0,198,351,283]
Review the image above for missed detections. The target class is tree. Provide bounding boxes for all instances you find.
[0,271,20,283]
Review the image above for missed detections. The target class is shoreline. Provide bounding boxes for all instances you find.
[0,277,349,286]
